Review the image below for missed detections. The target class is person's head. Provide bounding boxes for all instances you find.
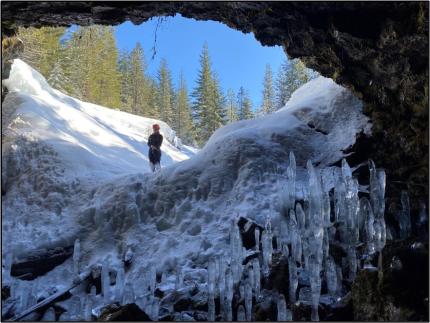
[152,124,160,133]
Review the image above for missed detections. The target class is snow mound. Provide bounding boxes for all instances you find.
[2,60,371,315]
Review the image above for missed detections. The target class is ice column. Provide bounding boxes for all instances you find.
[84,295,92,321]
[116,266,125,303]
[208,294,216,321]
[175,263,183,290]
[73,239,80,276]
[288,257,298,303]
[151,297,159,321]
[208,259,216,296]
[252,258,261,299]
[225,268,234,321]
[277,294,288,321]
[325,256,337,297]
[244,280,253,321]
[254,227,260,251]
[262,220,273,277]
[102,261,110,304]
[237,305,246,321]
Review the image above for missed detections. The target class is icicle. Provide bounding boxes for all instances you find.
[116,266,125,303]
[237,305,246,321]
[325,256,337,297]
[175,263,183,290]
[247,265,254,292]
[41,307,56,321]
[73,239,81,276]
[284,151,297,211]
[361,197,376,254]
[225,268,234,321]
[218,256,226,312]
[208,259,216,296]
[69,295,82,320]
[101,261,110,304]
[277,294,287,321]
[239,283,245,301]
[151,297,159,321]
[84,295,92,321]
[244,281,253,321]
[208,294,216,321]
[148,265,156,294]
[282,242,290,258]
[252,258,261,299]
[309,256,321,322]
[288,257,298,303]
[262,230,272,277]
[296,202,306,233]
[90,285,97,297]
[322,191,331,227]
[341,158,352,179]
[254,227,260,251]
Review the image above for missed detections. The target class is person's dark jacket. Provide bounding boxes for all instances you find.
[148,133,163,163]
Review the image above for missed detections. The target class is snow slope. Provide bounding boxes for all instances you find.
[2,59,194,183]
[2,60,370,319]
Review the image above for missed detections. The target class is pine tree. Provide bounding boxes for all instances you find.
[237,86,254,120]
[260,64,275,115]
[275,59,291,110]
[174,72,195,145]
[225,88,238,123]
[192,43,225,146]
[128,42,148,115]
[118,49,132,112]
[47,61,68,93]
[276,58,317,107]
[157,58,175,125]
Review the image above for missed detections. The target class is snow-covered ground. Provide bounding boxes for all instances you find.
[2,60,370,319]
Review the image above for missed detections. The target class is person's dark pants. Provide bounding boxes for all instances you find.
[149,148,161,172]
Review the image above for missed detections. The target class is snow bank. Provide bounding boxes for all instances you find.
[2,60,370,318]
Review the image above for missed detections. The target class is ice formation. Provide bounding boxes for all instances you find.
[2,60,380,321]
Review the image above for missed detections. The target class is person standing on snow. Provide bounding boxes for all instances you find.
[148,124,163,172]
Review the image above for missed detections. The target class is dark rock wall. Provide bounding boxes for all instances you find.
[1,1,428,228]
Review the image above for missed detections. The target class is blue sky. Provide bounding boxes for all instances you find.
[114,14,287,109]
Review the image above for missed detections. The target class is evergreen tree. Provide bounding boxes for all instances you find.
[260,64,275,115]
[157,58,175,125]
[17,26,66,78]
[61,25,120,108]
[225,88,238,123]
[237,86,254,120]
[275,58,318,108]
[118,49,132,112]
[174,72,195,145]
[47,61,69,93]
[275,59,291,110]
[128,42,148,115]
[192,43,225,146]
